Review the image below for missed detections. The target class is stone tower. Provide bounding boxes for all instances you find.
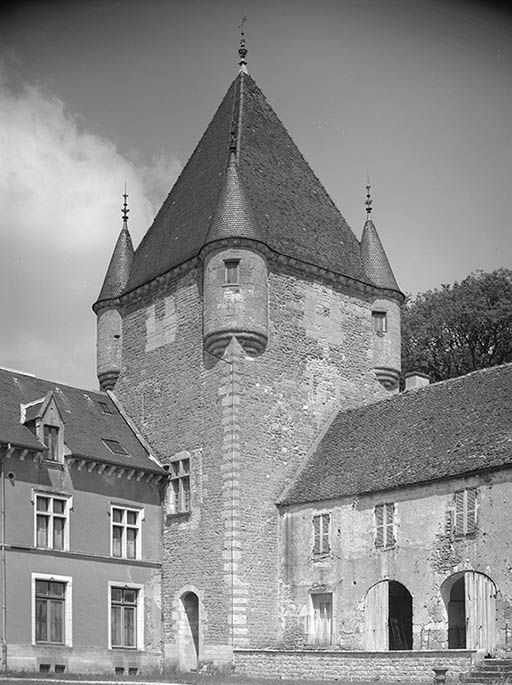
[93,192,134,391]
[95,46,403,669]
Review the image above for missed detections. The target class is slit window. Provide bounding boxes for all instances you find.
[372,311,387,333]
[224,259,240,285]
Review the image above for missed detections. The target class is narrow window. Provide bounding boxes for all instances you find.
[35,495,69,550]
[111,587,138,648]
[454,489,477,537]
[110,506,141,559]
[224,259,240,285]
[372,311,387,333]
[375,503,395,549]
[168,458,191,514]
[310,593,332,646]
[35,580,66,644]
[312,513,330,556]
[43,425,60,461]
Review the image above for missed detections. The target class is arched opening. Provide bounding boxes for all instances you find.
[388,581,413,650]
[441,572,497,653]
[448,576,466,648]
[179,591,199,671]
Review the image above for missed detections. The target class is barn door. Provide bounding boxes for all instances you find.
[364,581,389,650]
[465,572,496,653]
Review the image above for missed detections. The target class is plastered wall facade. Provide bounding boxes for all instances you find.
[114,257,390,668]
[279,470,512,654]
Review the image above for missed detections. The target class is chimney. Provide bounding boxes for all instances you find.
[404,371,430,391]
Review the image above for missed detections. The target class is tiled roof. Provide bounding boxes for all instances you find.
[0,368,164,473]
[125,72,371,292]
[360,219,400,292]
[95,224,134,307]
[280,364,512,506]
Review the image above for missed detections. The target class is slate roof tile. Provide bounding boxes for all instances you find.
[280,364,512,505]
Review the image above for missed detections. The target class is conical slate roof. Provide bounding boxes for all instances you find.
[205,151,262,244]
[124,72,370,293]
[360,219,400,293]
[95,224,134,306]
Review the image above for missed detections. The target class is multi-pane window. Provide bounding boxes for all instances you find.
[312,513,330,556]
[35,495,69,550]
[43,425,59,461]
[168,458,190,514]
[372,311,387,333]
[375,503,395,549]
[111,507,141,559]
[35,580,66,644]
[454,489,477,537]
[111,587,138,649]
[224,259,240,285]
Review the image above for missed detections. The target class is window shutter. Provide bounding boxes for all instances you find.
[445,508,454,536]
[321,514,330,554]
[375,505,384,548]
[466,489,477,534]
[454,491,465,536]
[313,515,321,555]
[385,503,395,546]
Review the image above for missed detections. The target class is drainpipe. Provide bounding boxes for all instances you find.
[1,444,8,670]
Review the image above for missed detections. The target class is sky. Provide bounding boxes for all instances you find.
[1,0,512,390]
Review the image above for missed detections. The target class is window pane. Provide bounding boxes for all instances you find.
[36,497,49,512]
[53,517,65,550]
[126,510,137,525]
[126,528,137,559]
[37,515,49,547]
[35,599,47,642]
[49,599,63,643]
[36,580,49,596]
[224,260,240,284]
[111,605,122,647]
[112,526,122,557]
[53,499,66,514]
[112,508,123,523]
[111,588,122,602]
[123,589,137,604]
[182,477,190,512]
[123,606,136,647]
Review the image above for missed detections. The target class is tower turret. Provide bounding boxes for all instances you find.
[360,184,403,391]
[202,149,268,357]
[92,192,134,390]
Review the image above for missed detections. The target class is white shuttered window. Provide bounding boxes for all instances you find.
[454,489,477,537]
[375,503,395,549]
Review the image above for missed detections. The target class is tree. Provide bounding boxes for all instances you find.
[401,268,512,383]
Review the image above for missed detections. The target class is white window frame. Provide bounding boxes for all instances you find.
[312,512,330,557]
[109,504,143,559]
[107,581,144,650]
[375,502,396,549]
[32,491,72,551]
[372,310,387,333]
[31,573,72,647]
[453,488,478,537]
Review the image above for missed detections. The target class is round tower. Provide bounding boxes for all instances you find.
[92,192,134,390]
[202,151,268,357]
[360,184,403,391]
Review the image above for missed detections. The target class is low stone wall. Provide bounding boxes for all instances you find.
[234,649,478,682]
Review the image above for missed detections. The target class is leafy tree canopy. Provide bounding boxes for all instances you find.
[401,268,512,383]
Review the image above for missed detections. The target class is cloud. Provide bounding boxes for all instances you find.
[0,74,181,389]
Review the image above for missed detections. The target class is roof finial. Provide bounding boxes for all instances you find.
[122,184,130,226]
[238,16,248,74]
[365,178,373,220]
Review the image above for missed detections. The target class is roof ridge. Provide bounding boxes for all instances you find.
[0,367,109,397]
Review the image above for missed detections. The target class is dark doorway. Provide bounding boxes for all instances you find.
[388,581,413,650]
[181,592,199,670]
[448,576,466,649]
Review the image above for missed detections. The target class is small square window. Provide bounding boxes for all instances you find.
[103,439,129,456]
[224,259,240,285]
[372,311,387,333]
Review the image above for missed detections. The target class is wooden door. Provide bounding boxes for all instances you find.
[364,581,389,651]
[465,572,496,653]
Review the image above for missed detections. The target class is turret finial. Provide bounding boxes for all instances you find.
[238,16,248,73]
[365,178,373,220]
[122,184,130,226]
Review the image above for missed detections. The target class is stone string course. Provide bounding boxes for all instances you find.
[234,649,477,682]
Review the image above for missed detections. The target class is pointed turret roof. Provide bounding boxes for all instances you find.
[124,71,370,293]
[360,218,401,293]
[94,220,134,308]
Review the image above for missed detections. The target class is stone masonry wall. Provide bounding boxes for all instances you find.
[234,649,477,682]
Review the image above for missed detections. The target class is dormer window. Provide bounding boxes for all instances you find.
[224,259,240,285]
[43,425,60,461]
[372,311,387,333]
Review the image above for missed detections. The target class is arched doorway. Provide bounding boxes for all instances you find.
[179,592,199,671]
[364,580,413,651]
[442,572,497,653]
